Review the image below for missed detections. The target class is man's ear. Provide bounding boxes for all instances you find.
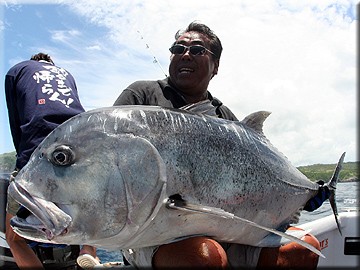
[212,59,219,78]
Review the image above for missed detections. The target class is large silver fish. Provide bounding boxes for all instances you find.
[8,101,344,256]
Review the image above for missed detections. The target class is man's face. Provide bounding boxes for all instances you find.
[169,31,219,100]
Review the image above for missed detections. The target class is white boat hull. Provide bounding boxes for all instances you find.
[299,209,359,267]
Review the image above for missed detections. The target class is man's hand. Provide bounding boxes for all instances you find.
[303,181,330,212]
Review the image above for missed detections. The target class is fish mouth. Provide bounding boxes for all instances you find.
[8,182,72,241]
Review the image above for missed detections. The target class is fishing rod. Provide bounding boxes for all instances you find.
[137,30,168,77]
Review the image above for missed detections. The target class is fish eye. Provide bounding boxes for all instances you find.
[51,146,75,166]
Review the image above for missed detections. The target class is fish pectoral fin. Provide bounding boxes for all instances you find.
[230,215,324,258]
[165,196,234,219]
[257,229,311,247]
[166,196,324,258]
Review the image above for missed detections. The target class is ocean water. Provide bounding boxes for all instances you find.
[97,248,123,264]
[97,181,359,263]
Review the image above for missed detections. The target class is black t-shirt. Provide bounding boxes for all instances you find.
[113,77,238,121]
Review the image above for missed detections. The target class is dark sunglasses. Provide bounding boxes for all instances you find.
[169,44,215,56]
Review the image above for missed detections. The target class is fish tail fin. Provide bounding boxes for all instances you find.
[326,152,346,236]
[327,152,346,190]
[303,152,345,235]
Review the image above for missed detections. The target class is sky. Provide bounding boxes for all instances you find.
[0,0,357,166]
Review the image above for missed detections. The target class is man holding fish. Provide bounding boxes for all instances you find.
[5,23,337,270]
[113,21,322,269]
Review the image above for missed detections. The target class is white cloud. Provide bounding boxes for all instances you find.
[1,0,64,4]
[50,29,81,43]
[86,44,101,51]
[64,0,357,165]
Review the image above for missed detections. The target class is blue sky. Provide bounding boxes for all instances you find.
[0,0,357,166]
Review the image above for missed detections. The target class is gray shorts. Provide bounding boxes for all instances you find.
[123,243,262,268]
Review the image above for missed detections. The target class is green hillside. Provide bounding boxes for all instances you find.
[0,151,358,182]
[297,162,359,182]
[0,151,17,172]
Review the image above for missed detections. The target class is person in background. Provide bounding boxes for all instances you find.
[114,21,323,269]
[5,53,98,269]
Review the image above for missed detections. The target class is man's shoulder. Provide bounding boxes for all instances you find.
[127,78,167,91]
[124,79,168,98]
[7,60,53,75]
[115,78,171,106]
[7,60,32,74]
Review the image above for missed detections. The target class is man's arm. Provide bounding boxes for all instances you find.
[6,213,45,269]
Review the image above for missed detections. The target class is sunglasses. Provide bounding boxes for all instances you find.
[169,44,215,56]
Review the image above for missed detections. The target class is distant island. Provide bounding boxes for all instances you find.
[0,151,358,182]
[297,162,359,183]
[0,151,17,173]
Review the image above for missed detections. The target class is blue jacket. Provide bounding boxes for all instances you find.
[5,60,85,169]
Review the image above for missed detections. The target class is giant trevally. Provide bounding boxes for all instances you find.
[8,101,344,257]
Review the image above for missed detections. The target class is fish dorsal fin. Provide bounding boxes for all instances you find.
[180,100,217,117]
[240,111,271,134]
